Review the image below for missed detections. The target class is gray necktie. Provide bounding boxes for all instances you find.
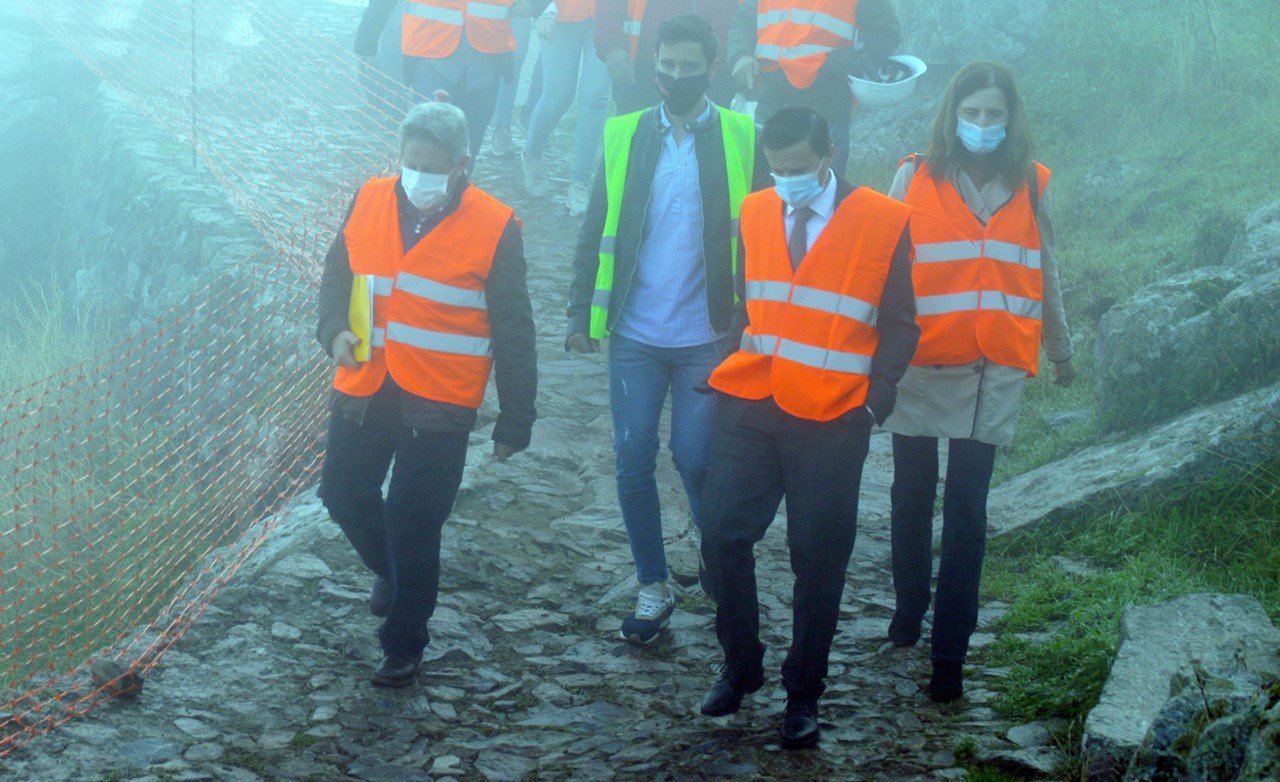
[788,206,814,272]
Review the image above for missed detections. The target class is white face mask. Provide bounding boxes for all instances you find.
[401,166,450,211]
[955,116,1006,155]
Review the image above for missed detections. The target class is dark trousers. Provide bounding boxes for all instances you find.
[320,381,469,659]
[700,396,870,701]
[890,435,997,664]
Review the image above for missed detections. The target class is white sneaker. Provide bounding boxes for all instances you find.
[567,181,590,217]
[620,580,675,645]
[490,126,513,156]
[522,152,550,197]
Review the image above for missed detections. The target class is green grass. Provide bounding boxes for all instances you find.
[0,283,111,393]
[980,459,1280,740]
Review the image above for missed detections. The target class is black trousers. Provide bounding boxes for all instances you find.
[890,434,997,664]
[700,396,870,702]
[319,380,469,659]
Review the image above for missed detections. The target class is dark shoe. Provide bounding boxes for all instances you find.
[369,576,392,618]
[371,654,421,688]
[780,698,820,749]
[700,666,764,717]
[887,613,921,647]
[928,660,963,703]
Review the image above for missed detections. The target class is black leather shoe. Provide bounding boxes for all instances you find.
[369,576,393,618]
[700,666,764,717]
[928,660,963,703]
[371,654,421,688]
[887,613,921,647]
[780,698,820,749]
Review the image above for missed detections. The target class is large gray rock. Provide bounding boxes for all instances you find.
[1095,199,1280,430]
[895,0,1051,66]
[1081,594,1280,782]
[986,379,1280,538]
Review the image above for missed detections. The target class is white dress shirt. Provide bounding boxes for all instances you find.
[783,169,839,253]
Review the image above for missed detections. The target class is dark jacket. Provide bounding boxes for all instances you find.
[567,105,772,343]
[727,0,901,125]
[729,178,919,423]
[316,179,538,450]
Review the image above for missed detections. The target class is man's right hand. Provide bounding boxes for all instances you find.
[331,331,362,370]
[605,48,635,86]
[732,56,759,91]
[566,333,600,353]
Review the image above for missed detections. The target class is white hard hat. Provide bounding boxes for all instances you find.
[848,55,927,108]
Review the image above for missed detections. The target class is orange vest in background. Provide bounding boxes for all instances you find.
[557,0,596,23]
[902,157,1050,376]
[335,177,512,408]
[621,0,646,61]
[402,0,517,58]
[755,0,857,90]
[710,186,911,422]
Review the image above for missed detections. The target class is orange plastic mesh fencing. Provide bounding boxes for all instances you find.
[3,0,412,753]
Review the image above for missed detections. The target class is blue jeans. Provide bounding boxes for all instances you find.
[608,333,727,585]
[491,17,532,129]
[523,19,612,183]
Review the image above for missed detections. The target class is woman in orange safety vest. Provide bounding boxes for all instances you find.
[880,61,1075,703]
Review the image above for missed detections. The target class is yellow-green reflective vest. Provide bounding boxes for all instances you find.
[591,106,756,339]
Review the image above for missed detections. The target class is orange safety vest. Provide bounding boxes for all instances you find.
[402,0,516,58]
[334,177,512,408]
[556,0,596,23]
[621,0,645,61]
[710,186,911,422]
[902,157,1050,376]
[755,0,857,90]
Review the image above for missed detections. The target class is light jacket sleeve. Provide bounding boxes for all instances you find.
[1037,186,1073,362]
[727,0,758,68]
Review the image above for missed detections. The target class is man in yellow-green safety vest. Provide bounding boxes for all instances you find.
[566,14,767,646]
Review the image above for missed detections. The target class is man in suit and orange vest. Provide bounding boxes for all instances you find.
[356,0,548,164]
[727,0,900,176]
[316,101,537,687]
[697,106,918,749]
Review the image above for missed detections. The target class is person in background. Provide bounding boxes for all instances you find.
[521,1,614,217]
[487,14,534,156]
[567,14,764,645]
[882,61,1075,703]
[698,106,918,749]
[593,0,739,114]
[316,102,537,687]
[356,0,549,166]
[728,0,899,176]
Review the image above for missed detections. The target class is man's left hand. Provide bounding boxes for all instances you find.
[1052,358,1077,387]
[493,442,519,461]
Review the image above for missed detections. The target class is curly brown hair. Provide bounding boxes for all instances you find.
[924,61,1035,189]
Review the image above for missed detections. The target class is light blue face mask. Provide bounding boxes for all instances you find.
[956,117,1006,155]
[772,169,826,209]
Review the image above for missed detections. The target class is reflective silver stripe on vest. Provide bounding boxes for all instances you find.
[756,8,790,28]
[785,10,854,40]
[622,20,641,35]
[755,43,838,61]
[979,290,1042,319]
[744,280,792,303]
[789,286,878,326]
[739,333,872,375]
[915,291,980,316]
[984,239,1041,269]
[386,321,492,357]
[406,3,465,25]
[466,2,509,20]
[599,235,616,255]
[395,272,488,310]
[914,239,1040,269]
[369,275,394,296]
[916,290,1041,319]
[592,288,611,309]
[370,327,386,348]
[914,240,981,264]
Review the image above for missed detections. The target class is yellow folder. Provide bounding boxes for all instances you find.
[348,273,375,363]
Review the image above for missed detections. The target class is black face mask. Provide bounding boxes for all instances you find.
[655,71,710,116]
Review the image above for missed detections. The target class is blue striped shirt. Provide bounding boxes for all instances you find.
[614,102,723,348]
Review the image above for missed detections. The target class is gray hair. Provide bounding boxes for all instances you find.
[399,102,469,162]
